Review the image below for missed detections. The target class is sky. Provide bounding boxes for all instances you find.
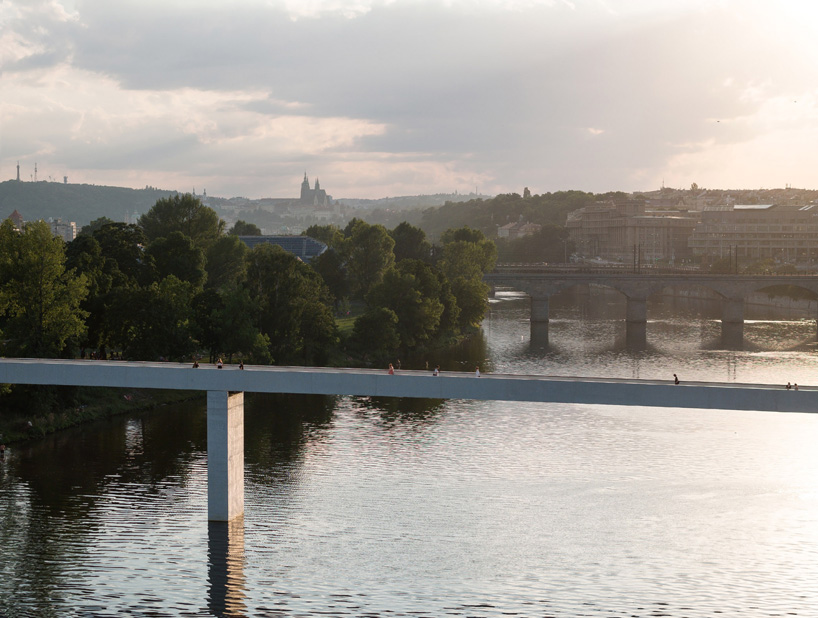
[2,0,818,199]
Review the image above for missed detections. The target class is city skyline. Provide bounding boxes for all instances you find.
[2,0,817,199]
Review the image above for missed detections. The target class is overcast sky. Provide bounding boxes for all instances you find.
[2,0,817,199]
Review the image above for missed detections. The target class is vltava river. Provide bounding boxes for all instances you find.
[1,289,817,617]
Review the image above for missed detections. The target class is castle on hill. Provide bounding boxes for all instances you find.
[300,173,331,207]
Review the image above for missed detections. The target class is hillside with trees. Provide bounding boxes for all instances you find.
[0,180,178,226]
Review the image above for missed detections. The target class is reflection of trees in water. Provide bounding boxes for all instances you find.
[352,395,447,427]
[243,393,336,484]
[0,398,208,616]
[400,327,490,374]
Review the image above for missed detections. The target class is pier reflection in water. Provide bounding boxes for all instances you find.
[208,519,246,618]
[1,290,818,616]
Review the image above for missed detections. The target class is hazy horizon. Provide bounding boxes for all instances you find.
[2,0,817,199]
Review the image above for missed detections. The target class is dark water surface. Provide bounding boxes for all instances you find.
[1,291,817,617]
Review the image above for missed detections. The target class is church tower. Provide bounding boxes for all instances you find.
[301,173,311,202]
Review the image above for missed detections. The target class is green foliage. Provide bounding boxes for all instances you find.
[0,180,177,227]
[449,276,490,330]
[310,248,348,308]
[421,190,596,239]
[390,222,432,263]
[139,193,224,249]
[245,244,337,365]
[350,307,400,360]
[205,234,249,291]
[0,220,89,357]
[304,224,345,248]
[345,220,395,298]
[79,216,115,237]
[105,276,196,361]
[228,220,262,236]
[495,225,572,263]
[439,226,497,280]
[92,222,155,288]
[146,231,206,289]
[366,266,444,349]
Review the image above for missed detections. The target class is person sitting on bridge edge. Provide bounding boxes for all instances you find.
[475,365,481,377]
[239,360,244,370]
[674,374,679,385]
[388,363,394,375]
[192,360,199,368]
[433,365,439,376]
[217,358,223,369]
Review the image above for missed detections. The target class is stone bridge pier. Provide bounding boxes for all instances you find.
[486,272,818,348]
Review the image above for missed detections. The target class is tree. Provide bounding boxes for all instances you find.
[439,226,497,280]
[229,220,262,236]
[244,243,337,365]
[146,231,206,288]
[205,234,249,291]
[138,193,224,248]
[345,220,395,298]
[495,225,571,263]
[304,224,345,249]
[390,222,432,263]
[92,222,155,288]
[349,307,400,360]
[0,220,88,357]
[310,248,348,309]
[79,216,115,237]
[449,275,490,330]
[438,227,496,331]
[366,267,444,349]
[106,276,196,360]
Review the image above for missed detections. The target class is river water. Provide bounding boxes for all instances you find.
[1,290,818,617]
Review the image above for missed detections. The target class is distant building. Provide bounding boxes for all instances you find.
[49,218,77,242]
[300,173,332,207]
[566,200,699,262]
[7,209,24,231]
[687,203,818,261]
[498,220,542,240]
[238,235,327,262]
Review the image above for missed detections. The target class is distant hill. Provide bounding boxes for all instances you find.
[0,180,179,227]
[337,192,489,211]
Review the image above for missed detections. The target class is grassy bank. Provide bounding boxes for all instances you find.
[0,386,203,445]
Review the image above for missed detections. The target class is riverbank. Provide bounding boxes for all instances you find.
[0,386,203,445]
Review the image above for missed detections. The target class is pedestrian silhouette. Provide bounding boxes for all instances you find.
[674,374,679,385]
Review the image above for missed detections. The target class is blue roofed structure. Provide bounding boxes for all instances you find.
[237,235,328,262]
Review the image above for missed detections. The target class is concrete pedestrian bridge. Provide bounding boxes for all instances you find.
[485,265,818,344]
[1,358,814,521]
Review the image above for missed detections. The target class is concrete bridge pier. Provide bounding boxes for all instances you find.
[721,298,745,345]
[625,295,648,347]
[530,296,550,346]
[207,391,245,522]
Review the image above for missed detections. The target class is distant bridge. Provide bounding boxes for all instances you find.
[485,265,818,344]
[1,358,815,521]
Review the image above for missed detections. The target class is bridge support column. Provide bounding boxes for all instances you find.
[722,298,744,324]
[625,296,647,324]
[721,298,744,345]
[531,296,550,323]
[530,296,550,346]
[208,391,244,522]
[625,296,648,348]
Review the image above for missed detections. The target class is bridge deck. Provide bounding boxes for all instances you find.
[0,359,813,414]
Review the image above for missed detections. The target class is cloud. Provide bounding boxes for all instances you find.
[1,0,817,198]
